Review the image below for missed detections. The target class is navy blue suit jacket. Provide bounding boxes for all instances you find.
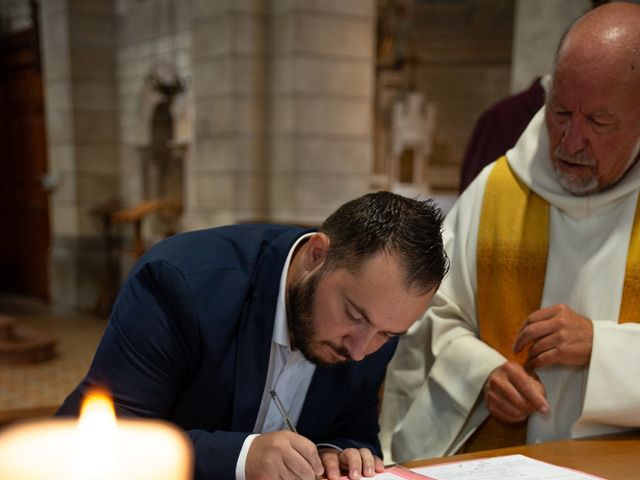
[57,224,397,479]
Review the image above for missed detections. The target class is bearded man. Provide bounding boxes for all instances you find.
[382,1,640,463]
[57,191,448,480]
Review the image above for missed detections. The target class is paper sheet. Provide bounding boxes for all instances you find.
[338,465,427,480]
[411,454,605,480]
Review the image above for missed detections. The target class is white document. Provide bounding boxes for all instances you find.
[412,454,605,480]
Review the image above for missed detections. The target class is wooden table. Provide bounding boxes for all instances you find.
[404,432,640,479]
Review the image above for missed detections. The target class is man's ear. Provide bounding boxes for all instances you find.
[304,232,330,272]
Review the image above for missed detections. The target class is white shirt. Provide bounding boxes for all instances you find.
[235,233,316,480]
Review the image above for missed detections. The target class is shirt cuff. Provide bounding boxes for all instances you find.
[235,433,260,480]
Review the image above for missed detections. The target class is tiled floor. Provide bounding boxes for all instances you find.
[0,294,107,426]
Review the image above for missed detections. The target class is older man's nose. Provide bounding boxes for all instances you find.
[561,118,588,155]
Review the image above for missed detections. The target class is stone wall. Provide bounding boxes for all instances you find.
[38,0,377,309]
[115,0,192,241]
[410,0,514,191]
[0,0,32,34]
[186,0,268,229]
[267,0,375,225]
[511,0,590,93]
[41,0,119,310]
[186,0,376,229]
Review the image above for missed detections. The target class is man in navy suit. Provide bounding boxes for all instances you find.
[57,191,448,480]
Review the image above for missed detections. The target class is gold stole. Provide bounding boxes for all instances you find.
[463,156,640,453]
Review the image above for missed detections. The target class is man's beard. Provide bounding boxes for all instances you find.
[287,268,351,368]
[552,136,640,196]
[552,147,598,195]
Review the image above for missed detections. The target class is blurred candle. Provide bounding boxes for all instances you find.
[0,391,192,479]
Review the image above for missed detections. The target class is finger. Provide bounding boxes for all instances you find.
[319,449,341,480]
[374,456,384,473]
[340,448,363,480]
[486,388,530,422]
[515,305,564,340]
[514,318,558,353]
[358,448,376,477]
[527,347,559,370]
[488,365,534,412]
[526,334,557,360]
[283,450,320,480]
[525,305,563,323]
[510,371,549,413]
[291,436,324,478]
[490,362,547,413]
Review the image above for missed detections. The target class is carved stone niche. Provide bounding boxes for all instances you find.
[136,62,191,239]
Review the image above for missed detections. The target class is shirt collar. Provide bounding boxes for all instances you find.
[272,233,314,349]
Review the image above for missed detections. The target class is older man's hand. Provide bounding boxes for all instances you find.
[318,447,384,480]
[513,304,593,369]
[484,361,549,423]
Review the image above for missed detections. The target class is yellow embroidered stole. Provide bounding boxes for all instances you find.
[463,156,640,453]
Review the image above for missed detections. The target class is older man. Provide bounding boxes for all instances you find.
[382,1,640,463]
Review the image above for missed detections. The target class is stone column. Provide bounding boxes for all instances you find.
[186,0,269,229]
[40,0,118,310]
[187,0,376,228]
[268,0,376,225]
[510,0,590,93]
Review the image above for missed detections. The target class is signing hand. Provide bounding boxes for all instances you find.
[484,361,549,423]
[319,447,384,480]
[246,431,324,480]
[513,304,593,369]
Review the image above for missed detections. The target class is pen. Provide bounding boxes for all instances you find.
[270,390,297,433]
[270,390,323,480]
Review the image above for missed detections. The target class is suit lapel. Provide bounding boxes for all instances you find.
[231,227,309,431]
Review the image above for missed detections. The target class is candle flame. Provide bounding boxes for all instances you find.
[73,390,118,479]
[79,390,117,427]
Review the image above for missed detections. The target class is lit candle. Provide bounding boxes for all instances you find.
[0,391,193,479]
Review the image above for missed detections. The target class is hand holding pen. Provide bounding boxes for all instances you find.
[270,391,384,480]
[271,390,324,480]
[244,391,325,480]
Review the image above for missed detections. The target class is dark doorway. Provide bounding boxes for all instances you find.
[0,25,50,299]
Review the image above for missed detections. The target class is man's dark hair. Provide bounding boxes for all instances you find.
[319,191,449,294]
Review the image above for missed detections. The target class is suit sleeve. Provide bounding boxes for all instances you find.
[56,259,249,480]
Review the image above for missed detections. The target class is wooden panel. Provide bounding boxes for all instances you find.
[0,28,50,298]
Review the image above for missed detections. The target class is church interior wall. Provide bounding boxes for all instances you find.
[0,0,595,310]
[0,0,30,34]
[266,1,376,226]
[39,0,119,310]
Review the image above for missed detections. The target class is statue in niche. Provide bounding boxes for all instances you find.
[390,91,437,199]
[137,62,189,240]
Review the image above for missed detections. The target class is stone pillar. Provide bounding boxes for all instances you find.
[40,0,118,310]
[186,0,269,229]
[510,0,590,93]
[268,0,376,225]
[187,0,376,228]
